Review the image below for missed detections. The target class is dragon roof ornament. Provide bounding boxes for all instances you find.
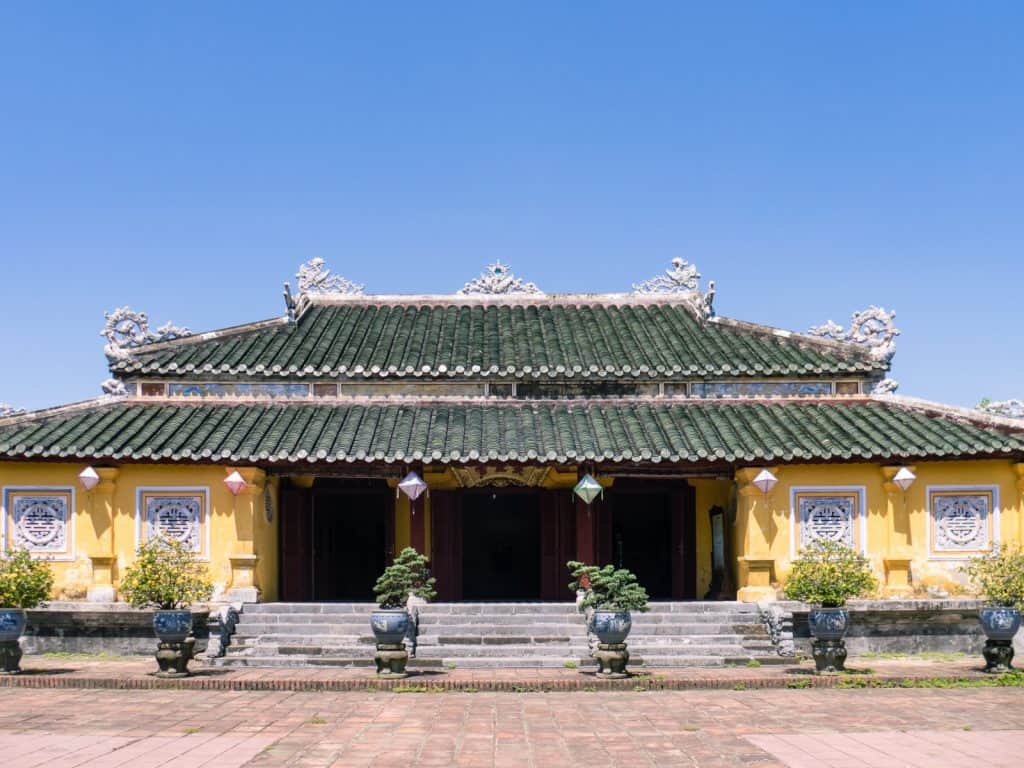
[0,403,23,418]
[296,258,365,296]
[979,399,1024,420]
[633,258,716,323]
[458,261,544,296]
[102,307,191,359]
[100,378,128,397]
[809,306,899,362]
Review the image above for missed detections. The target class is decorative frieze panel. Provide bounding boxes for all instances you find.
[3,488,74,559]
[929,488,997,556]
[797,493,857,548]
[166,382,312,398]
[139,490,207,556]
[690,381,834,398]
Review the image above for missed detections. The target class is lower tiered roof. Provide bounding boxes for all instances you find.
[0,397,1020,466]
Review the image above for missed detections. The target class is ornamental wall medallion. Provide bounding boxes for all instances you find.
[931,492,992,554]
[7,491,71,557]
[143,493,204,554]
[457,261,544,296]
[798,494,856,548]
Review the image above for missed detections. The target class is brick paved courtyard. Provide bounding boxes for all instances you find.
[0,686,1020,767]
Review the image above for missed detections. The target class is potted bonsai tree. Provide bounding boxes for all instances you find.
[370,547,436,677]
[963,545,1024,673]
[784,541,877,673]
[0,549,54,674]
[119,537,213,678]
[568,561,649,678]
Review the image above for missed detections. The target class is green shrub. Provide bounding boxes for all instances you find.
[119,537,213,610]
[567,561,650,612]
[783,541,877,607]
[373,547,437,609]
[963,545,1024,609]
[0,549,54,609]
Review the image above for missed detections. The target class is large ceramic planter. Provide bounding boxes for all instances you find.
[808,607,849,674]
[808,607,849,641]
[590,610,632,645]
[370,608,410,645]
[0,609,26,674]
[979,606,1020,674]
[153,609,192,643]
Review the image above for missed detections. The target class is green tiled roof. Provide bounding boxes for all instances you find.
[1,398,1019,466]
[109,301,885,379]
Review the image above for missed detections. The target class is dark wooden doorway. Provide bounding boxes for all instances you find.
[279,481,394,602]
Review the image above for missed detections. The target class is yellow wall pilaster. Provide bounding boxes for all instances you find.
[85,468,119,601]
[734,467,781,602]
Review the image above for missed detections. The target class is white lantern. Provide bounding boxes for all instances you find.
[79,466,101,491]
[398,471,428,503]
[573,474,604,505]
[224,470,248,496]
[893,467,916,492]
[752,469,778,495]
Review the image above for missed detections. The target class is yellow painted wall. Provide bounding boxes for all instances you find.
[0,461,277,602]
[691,479,732,598]
[733,460,1024,601]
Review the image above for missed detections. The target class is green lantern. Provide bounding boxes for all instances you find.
[573,474,604,505]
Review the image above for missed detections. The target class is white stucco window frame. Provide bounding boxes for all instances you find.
[789,486,868,559]
[135,486,211,561]
[1,486,77,562]
[925,484,1000,561]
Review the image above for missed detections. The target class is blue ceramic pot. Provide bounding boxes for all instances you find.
[153,610,192,643]
[590,610,632,645]
[808,608,849,641]
[979,607,1021,642]
[0,609,26,643]
[370,609,410,645]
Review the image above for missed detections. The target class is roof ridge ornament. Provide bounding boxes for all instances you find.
[295,258,365,297]
[100,378,128,397]
[0,403,23,418]
[632,258,716,324]
[978,399,1024,420]
[458,261,544,296]
[102,307,191,359]
[809,306,899,362]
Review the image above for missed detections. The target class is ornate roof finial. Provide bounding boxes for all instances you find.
[101,378,128,397]
[809,306,900,362]
[102,307,191,359]
[0,403,23,418]
[458,261,544,296]
[632,258,702,295]
[295,258,364,296]
[868,378,900,395]
[978,399,1024,420]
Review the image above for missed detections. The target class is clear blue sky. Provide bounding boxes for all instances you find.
[1,3,1021,411]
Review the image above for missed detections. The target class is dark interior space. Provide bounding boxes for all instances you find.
[462,492,541,600]
[610,491,673,599]
[312,491,387,601]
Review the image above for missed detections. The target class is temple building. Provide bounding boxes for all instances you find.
[1,258,1022,606]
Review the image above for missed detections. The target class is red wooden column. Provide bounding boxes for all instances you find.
[410,488,426,556]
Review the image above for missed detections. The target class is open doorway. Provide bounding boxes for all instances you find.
[609,490,673,599]
[462,491,541,600]
[311,489,389,601]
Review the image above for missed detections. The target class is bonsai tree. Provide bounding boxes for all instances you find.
[119,537,214,610]
[784,541,877,607]
[0,549,54,609]
[567,561,650,612]
[963,545,1024,609]
[373,547,437,610]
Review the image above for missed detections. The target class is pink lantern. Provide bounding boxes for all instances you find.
[79,466,101,491]
[224,470,248,496]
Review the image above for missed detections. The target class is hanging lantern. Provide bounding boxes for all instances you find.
[78,466,101,491]
[398,471,428,503]
[752,469,778,495]
[892,467,916,492]
[224,470,248,496]
[573,474,604,505]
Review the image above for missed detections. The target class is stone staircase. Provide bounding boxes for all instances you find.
[214,601,782,669]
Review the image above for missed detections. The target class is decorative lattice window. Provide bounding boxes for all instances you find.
[3,488,74,559]
[929,488,997,556]
[790,487,866,557]
[138,490,207,556]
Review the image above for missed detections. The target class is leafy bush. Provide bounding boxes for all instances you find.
[119,537,213,610]
[783,541,877,607]
[373,547,437,609]
[963,546,1024,609]
[567,561,650,612]
[0,549,54,609]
